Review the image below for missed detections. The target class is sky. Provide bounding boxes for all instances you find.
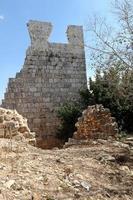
[0,0,113,101]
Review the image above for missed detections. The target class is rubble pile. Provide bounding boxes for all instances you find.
[0,107,36,145]
[74,104,118,140]
[0,137,132,199]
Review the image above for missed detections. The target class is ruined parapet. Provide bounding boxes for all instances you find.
[2,20,87,148]
[27,20,84,51]
[74,104,118,140]
[27,20,52,50]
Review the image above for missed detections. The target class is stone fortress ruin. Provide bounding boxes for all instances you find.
[1,20,87,148]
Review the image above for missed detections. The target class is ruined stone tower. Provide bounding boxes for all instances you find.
[2,20,87,148]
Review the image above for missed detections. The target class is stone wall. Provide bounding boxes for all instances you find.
[73,104,118,140]
[1,20,87,147]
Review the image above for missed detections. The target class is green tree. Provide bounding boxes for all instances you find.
[89,67,133,132]
[57,103,81,141]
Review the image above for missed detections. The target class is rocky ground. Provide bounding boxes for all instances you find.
[0,137,133,200]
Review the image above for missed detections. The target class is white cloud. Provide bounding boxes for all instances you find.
[0,15,4,20]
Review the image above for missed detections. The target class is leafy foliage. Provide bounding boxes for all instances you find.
[89,67,133,132]
[56,103,81,141]
[79,85,95,108]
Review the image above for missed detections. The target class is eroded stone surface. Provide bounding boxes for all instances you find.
[0,107,35,145]
[74,104,118,140]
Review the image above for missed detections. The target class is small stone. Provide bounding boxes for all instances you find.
[92,141,97,145]
[97,139,107,144]
[76,174,84,179]
[38,176,44,181]
[120,166,130,173]
[105,155,116,162]
[12,183,23,191]
[125,137,133,141]
[80,181,91,191]
[113,141,129,149]
[73,180,80,187]
[4,180,15,189]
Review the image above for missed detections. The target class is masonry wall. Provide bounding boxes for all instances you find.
[2,20,87,147]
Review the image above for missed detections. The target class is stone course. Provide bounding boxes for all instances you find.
[1,20,87,148]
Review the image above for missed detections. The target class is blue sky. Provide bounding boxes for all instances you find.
[0,0,113,100]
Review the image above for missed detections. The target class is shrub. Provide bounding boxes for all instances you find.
[79,85,95,108]
[56,103,81,141]
[89,68,133,133]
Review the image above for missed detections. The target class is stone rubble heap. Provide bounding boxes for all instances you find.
[0,107,36,145]
[0,136,132,199]
[74,104,118,140]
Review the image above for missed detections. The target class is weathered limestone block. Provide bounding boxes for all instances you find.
[2,20,87,148]
[74,104,118,140]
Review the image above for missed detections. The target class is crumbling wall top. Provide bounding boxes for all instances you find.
[27,20,52,49]
[27,20,84,50]
[67,25,84,46]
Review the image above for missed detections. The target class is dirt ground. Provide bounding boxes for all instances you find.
[0,137,132,200]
